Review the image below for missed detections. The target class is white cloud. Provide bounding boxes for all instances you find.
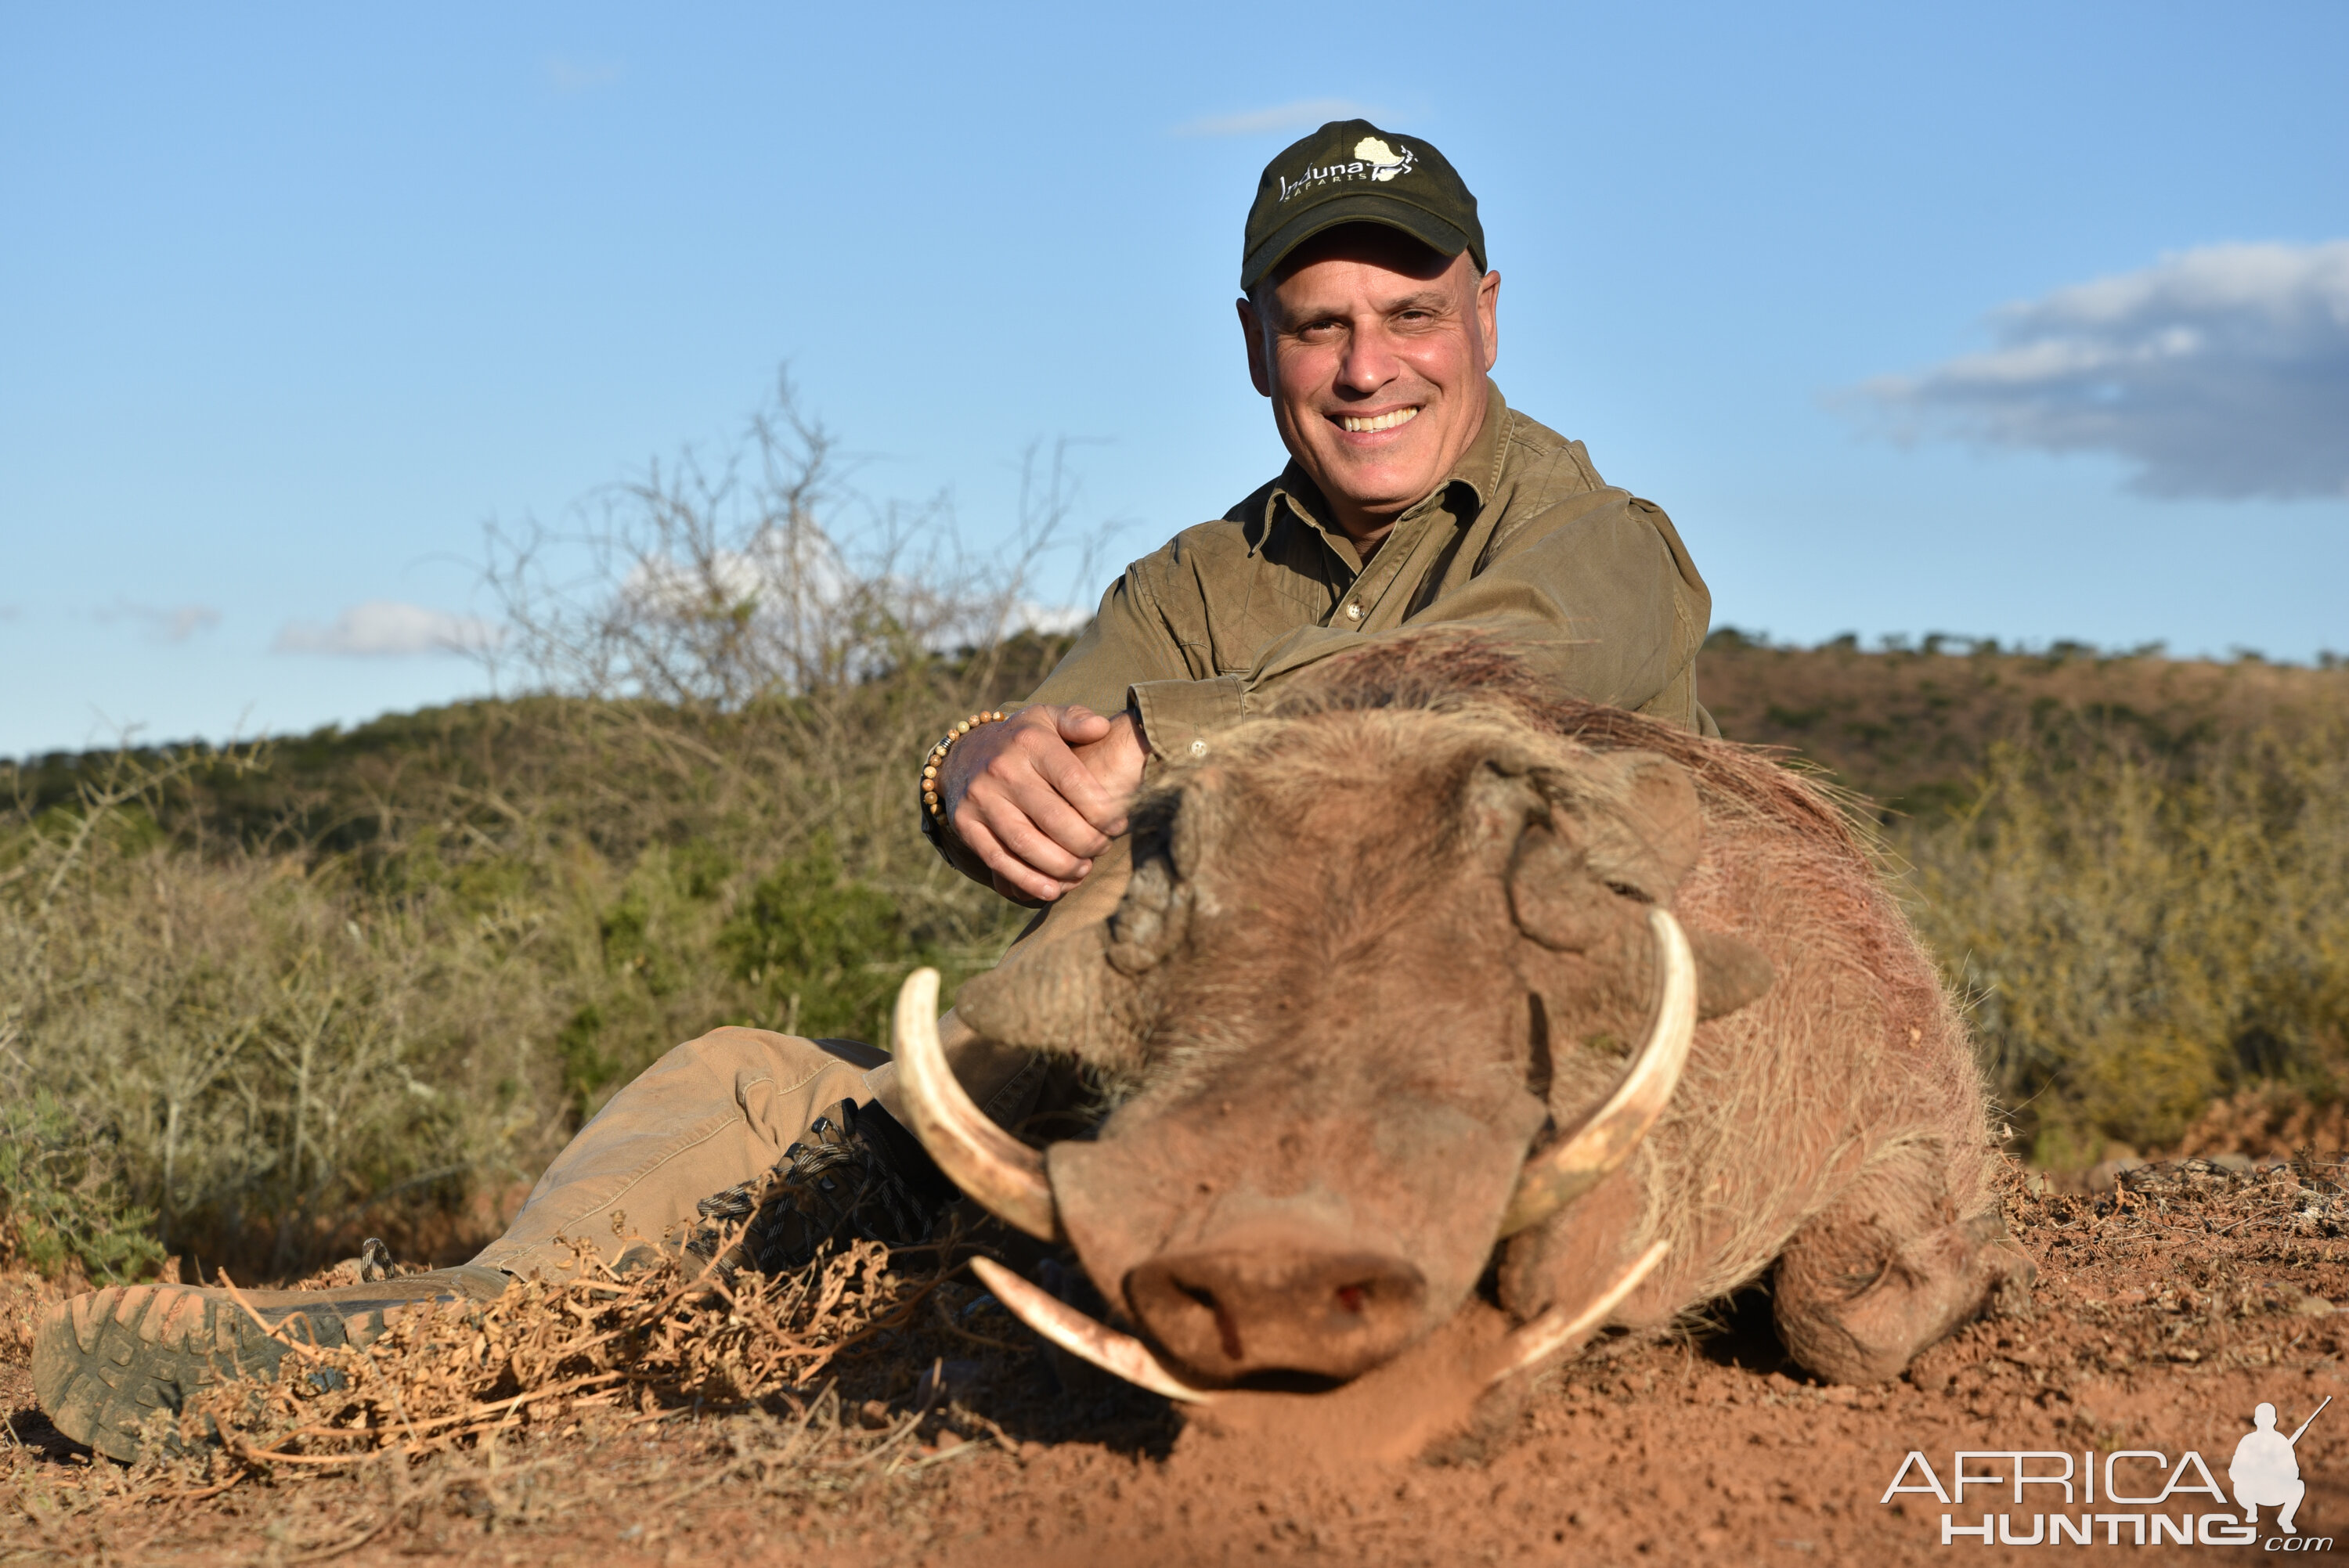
[1860,241,2349,499]
[1011,601,1089,636]
[94,599,221,643]
[273,600,501,658]
[1175,99,1378,138]
[623,546,803,614]
[621,539,1090,650]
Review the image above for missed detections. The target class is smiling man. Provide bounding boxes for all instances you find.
[933,120,1713,904]
[32,123,1717,1462]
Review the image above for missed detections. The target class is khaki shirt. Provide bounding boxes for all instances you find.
[1028,381,1715,754]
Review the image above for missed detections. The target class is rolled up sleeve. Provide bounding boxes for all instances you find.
[1127,673,1248,759]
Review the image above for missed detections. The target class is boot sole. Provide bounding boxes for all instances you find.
[32,1272,505,1462]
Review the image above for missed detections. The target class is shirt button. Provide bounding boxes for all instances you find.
[1344,602,1363,621]
[1189,739,1209,757]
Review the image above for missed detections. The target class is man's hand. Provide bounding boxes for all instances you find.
[940,705,1148,904]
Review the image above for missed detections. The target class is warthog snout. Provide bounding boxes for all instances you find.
[1125,1241,1427,1382]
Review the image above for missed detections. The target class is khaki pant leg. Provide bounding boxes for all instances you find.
[471,1018,1049,1278]
[474,1029,882,1278]
[470,845,1138,1278]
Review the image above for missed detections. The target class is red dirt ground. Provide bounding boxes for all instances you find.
[9,1159,2349,1565]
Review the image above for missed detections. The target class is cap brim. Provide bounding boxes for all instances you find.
[1240,193,1476,290]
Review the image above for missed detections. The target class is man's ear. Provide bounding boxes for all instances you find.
[1476,268,1500,373]
[1237,295,1272,397]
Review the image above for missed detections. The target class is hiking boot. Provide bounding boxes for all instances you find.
[32,1263,510,1462]
[687,1098,955,1280]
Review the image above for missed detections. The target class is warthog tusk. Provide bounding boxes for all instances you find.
[1496,907,1698,1237]
[894,968,1063,1242]
[1488,1238,1669,1385]
[969,1256,1221,1405]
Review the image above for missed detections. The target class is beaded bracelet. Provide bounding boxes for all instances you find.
[921,710,1009,820]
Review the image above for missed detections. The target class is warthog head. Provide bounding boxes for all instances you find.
[894,691,1773,1397]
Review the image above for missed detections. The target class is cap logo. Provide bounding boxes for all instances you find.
[1276,135,1418,204]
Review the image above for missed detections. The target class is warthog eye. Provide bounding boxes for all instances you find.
[1604,879,1653,903]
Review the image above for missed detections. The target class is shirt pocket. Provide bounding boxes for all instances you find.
[1209,570,1330,674]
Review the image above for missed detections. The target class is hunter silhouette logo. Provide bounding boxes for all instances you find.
[1274,137,1418,204]
[1879,1394,2333,1547]
[2233,1397,2328,1535]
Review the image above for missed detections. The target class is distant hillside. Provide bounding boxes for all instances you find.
[13,632,2343,846]
[1698,632,2349,817]
[2,632,1081,862]
[0,634,1078,1278]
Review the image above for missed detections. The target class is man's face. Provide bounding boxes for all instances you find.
[1239,225,1500,544]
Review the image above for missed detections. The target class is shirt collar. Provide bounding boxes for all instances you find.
[1257,380,1511,556]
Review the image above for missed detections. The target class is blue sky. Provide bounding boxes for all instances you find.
[4,2,2344,757]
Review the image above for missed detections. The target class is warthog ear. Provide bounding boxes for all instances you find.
[1687,928,1773,1020]
[1508,751,1771,1018]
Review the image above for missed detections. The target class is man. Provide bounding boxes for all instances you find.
[935,126,1710,907]
[34,121,1712,1460]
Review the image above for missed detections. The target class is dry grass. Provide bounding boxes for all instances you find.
[0,1212,1171,1565]
[175,1237,918,1479]
[1893,713,2349,1163]
[13,1162,2349,1564]
[1698,632,2348,818]
[0,380,1082,1282]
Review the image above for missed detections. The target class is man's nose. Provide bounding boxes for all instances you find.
[1335,325,1400,395]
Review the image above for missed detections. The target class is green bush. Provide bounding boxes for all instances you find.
[720,843,926,1044]
[0,1091,168,1284]
[1896,715,2349,1160]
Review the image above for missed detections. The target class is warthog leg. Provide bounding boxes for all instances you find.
[1772,1159,2036,1384]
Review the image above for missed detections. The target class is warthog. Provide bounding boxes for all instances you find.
[894,632,2030,1401]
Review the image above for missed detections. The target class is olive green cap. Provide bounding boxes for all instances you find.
[1240,120,1485,291]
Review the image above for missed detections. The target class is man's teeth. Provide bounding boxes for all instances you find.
[1340,407,1420,434]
